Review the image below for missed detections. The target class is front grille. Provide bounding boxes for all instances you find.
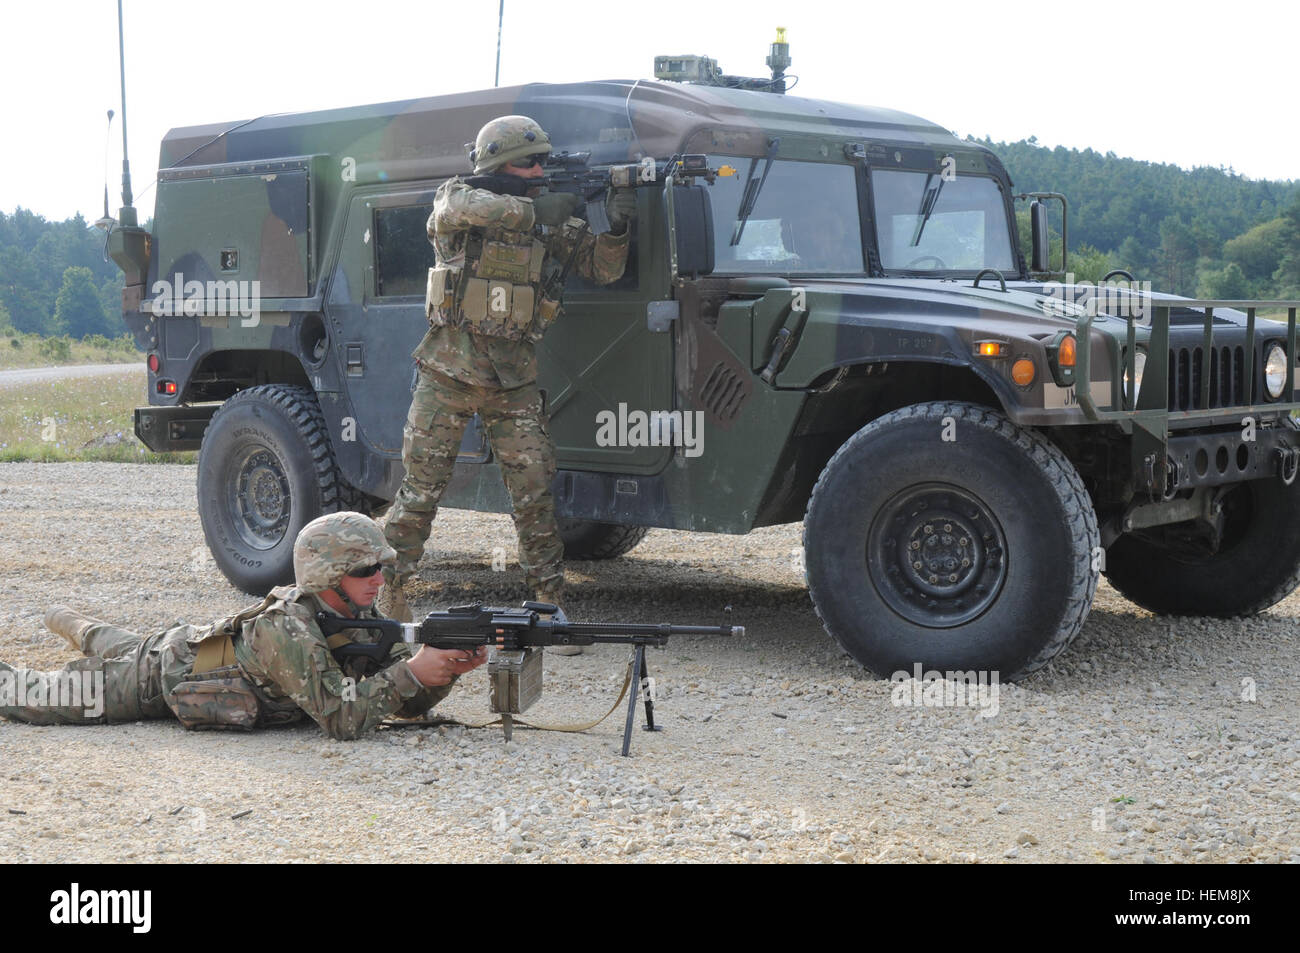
[1167,345,1251,411]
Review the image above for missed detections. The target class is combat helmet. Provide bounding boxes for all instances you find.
[293,511,396,595]
[469,115,551,174]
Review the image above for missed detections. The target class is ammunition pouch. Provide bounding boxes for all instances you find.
[166,664,303,731]
[165,665,262,731]
[449,233,546,341]
[425,265,458,323]
[165,596,303,731]
[477,239,544,284]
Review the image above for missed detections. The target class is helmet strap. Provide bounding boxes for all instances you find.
[331,585,365,618]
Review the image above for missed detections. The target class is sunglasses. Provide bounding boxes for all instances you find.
[346,563,384,578]
[506,154,548,169]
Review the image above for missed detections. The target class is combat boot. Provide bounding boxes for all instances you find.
[43,605,104,653]
[376,582,413,623]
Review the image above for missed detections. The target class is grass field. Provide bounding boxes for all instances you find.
[0,370,195,464]
[0,331,141,371]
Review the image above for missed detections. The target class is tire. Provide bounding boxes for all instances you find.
[1104,477,1300,616]
[197,384,358,594]
[803,401,1099,681]
[557,519,648,560]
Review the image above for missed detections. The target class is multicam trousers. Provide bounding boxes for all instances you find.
[0,621,197,725]
[384,364,564,599]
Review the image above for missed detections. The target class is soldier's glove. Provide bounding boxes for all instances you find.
[606,188,638,234]
[531,190,581,226]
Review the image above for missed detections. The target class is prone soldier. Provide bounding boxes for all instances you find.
[0,512,486,739]
[379,115,637,653]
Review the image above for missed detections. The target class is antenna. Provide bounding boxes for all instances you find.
[494,0,504,86]
[116,0,136,225]
[95,109,115,232]
[105,0,151,294]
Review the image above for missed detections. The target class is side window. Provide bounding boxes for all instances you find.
[375,205,436,296]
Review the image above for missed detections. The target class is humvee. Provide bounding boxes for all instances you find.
[109,37,1300,681]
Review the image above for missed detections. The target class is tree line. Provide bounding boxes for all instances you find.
[2,139,1298,340]
[0,209,128,339]
[991,137,1300,298]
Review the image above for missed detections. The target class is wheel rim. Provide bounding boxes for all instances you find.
[867,482,1008,628]
[228,447,292,550]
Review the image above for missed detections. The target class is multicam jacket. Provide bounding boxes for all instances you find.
[234,585,448,741]
[414,177,630,389]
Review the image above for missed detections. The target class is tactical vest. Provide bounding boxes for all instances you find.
[163,587,303,731]
[427,225,562,342]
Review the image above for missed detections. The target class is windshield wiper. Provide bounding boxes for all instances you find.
[909,171,945,248]
[730,137,780,246]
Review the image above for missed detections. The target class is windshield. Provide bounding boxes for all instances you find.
[871,169,1015,273]
[706,156,864,274]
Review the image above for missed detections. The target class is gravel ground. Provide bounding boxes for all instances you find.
[0,462,1296,864]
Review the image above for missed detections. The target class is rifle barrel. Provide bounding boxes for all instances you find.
[561,622,742,638]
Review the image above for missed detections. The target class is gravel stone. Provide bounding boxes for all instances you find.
[1,462,1298,863]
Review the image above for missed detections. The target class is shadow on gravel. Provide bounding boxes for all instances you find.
[1028,603,1294,693]
[409,556,812,613]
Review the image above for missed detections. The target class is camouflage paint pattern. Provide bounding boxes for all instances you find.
[383,173,630,596]
[293,511,396,594]
[121,77,1300,574]
[385,365,563,596]
[470,115,552,174]
[0,589,449,738]
[0,621,189,725]
[421,177,630,385]
[235,585,451,740]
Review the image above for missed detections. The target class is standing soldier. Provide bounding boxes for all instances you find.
[0,512,486,739]
[380,115,636,654]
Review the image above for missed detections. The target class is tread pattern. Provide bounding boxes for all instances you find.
[210,384,355,513]
[558,520,649,560]
[802,401,1101,680]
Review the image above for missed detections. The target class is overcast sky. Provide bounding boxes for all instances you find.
[4,0,1296,223]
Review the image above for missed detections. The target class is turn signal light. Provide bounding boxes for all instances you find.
[1057,334,1077,367]
[1012,359,1036,387]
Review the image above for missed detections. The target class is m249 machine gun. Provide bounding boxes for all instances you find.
[318,602,742,755]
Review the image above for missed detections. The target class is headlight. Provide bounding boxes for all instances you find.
[1265,344,1287,399]
[1125,348,1146,405]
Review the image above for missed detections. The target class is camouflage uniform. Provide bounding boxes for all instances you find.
[383,156,630,602]
[0,598,445,740]
[0,513,452,740]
